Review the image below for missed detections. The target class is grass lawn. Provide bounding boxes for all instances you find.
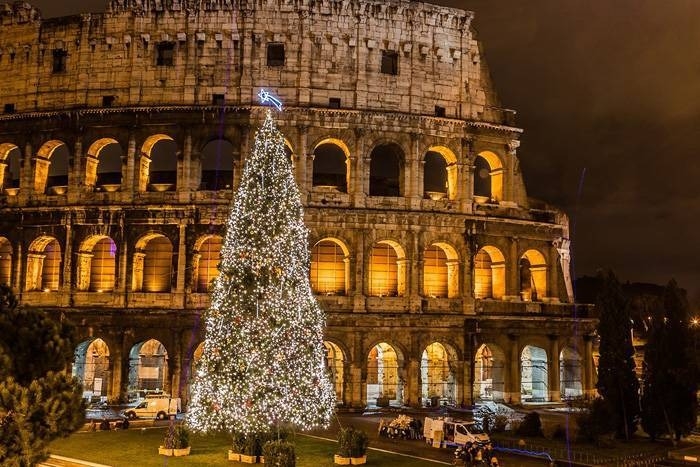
[49,428,440,467]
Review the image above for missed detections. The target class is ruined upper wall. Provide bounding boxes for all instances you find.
[0,0,505,122]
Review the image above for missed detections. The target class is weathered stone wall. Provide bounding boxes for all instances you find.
[0,0,505,122]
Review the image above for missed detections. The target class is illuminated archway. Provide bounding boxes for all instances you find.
[35,140,69,194]
[313,139,350,193]
[520,249,547,301]
[324,341,345,403]
[139,134,176,192]
[73,338,110,399]
[76,235,117,292]
[369,240,406,297]
[26,236,61,291]
[85,138,123,191]
[560,347,583,399]
[474,246,506,299]
[194,234,222,292]
[420,342,457,406]
[311,238,349,295]
[423,242,459,298]
[128,339,168,393]
[474,151,504,202]
[521,345,548,402]
[0,236,12,286]
[133,234,173,292]
[424,146,458,201]
[0,143,20,192]
[473,344,506,401]
[367,342,404,406]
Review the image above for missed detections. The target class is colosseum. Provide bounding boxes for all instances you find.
[0,0,596,409]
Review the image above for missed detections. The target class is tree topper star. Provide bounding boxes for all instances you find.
[258,89,283,111]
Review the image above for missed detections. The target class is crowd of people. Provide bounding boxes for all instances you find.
[378,416,423,440]
[454,442,499,466]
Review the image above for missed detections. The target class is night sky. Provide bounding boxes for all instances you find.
[29,0,700,304]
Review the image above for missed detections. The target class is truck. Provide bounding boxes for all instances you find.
[423,417,490,448]
[123,395,181,420]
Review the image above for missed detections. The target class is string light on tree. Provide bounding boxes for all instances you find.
[187,89,335,435]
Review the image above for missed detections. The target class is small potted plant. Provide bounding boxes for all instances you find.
[159,423,191,456]
[349,428,369,465]
[228,431,246,461]
[262,439,295,467]
[240,433,258,464]
[334,427,352,465]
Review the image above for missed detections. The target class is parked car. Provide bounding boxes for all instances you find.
[122,395,181,420]
[423,417,490,447]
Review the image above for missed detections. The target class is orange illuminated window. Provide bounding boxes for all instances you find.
[369,243,398,296]
[311,240,346,295]
[474,250,493,298]
[0,237,11,286]
[197,236,222,292]
[423,246,448,298]
[90,238,116,292]
[143,237,172,292]
[42,239,61,291]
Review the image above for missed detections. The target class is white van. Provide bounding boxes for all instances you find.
[423,417,490,448]
[123,395,181,420]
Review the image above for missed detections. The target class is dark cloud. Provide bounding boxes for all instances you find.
[29,0,700,301]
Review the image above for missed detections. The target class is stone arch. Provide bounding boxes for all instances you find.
[324,340,346,404]
[423,145,458,201]
[312,138,350,193]
[521,344,548,402]
[193,234,222,292]
[35,140,69,194]
[369,240,406,297]
[76,235,117,292]
[369,142,404,197]
[423,242,459,298]
[0,143,20,192]
[560,346,583,399]
[421,341,459,406]
[520,249,547,301]
[474,246,506,299]
[128,339,168,393]
[133,233,173,292]
[474,343,506,401]
[73,338,110,400]
[26,236,61,291]
[474,150,504,202]
[0,236,12,286]
[200,138,234,190]
[139,134,176,192]
[366,342,405,407]
[85,138,123,191]
[311,237,350,295]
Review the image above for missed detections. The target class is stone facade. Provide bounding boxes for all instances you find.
[0,0,596,408]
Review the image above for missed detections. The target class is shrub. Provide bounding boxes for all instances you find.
[231,431,246,454]
[576,398,615,444]
[349,429,369,457]
[516,412,543,437]
[551,424,567,441]
[262,440,295,467]
[174,425,190,449]
[336,427,352,457]
[163,424,176,449]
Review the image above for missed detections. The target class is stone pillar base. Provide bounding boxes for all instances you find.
[548,390,561,402]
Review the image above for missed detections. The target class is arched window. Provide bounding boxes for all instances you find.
[73,338,111,399]
[369,241,406,297]
[34,140,69,195]
[140,135,177,192]
[423,243,459,298]
[200,139,234,190]
[86,139,123,192]
[420,342,457,406]
[521,345,548,402]
[324,341,345,403]
[311,239,348,295]
[474,246,506,299]
[0,143,20,193]
[195,235,222,292]
[90,238,117,292]
[313,141,348,193]
[367,343,403,406]
[474,344,506,401]
[423,151,447,199]
[474,151,504,202]
[369,143,403,197]
[520,249,547,301]
[133,234,173,292]
[0,237,12,286]
[26,236,61,291]
[128,339,168,393]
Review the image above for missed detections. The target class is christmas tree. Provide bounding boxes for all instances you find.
[187,99,335,435]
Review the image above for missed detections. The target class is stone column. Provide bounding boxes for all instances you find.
[548,336,561,402]
[117,236,128,292]
[132,252,145,291]
[583,335,596,399]
[506,335,520,403]
[353,231,366,312]
[348,363,364,408]
[12,241,22,293]
[179,130,192,192]
[548,245,559,301]
[296,126,309,195]
[61,214,73,297]
[69,139,83,201]
[353,128,366,207]
[75,252,93,291]
[125,132,136,194]
[18,141,32,197]
[405,359,420,408]
[109,341,124,402]
[446,260,460,298]
[507,237,519,299]
[170,334,183,400]
[174,222,187,305]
